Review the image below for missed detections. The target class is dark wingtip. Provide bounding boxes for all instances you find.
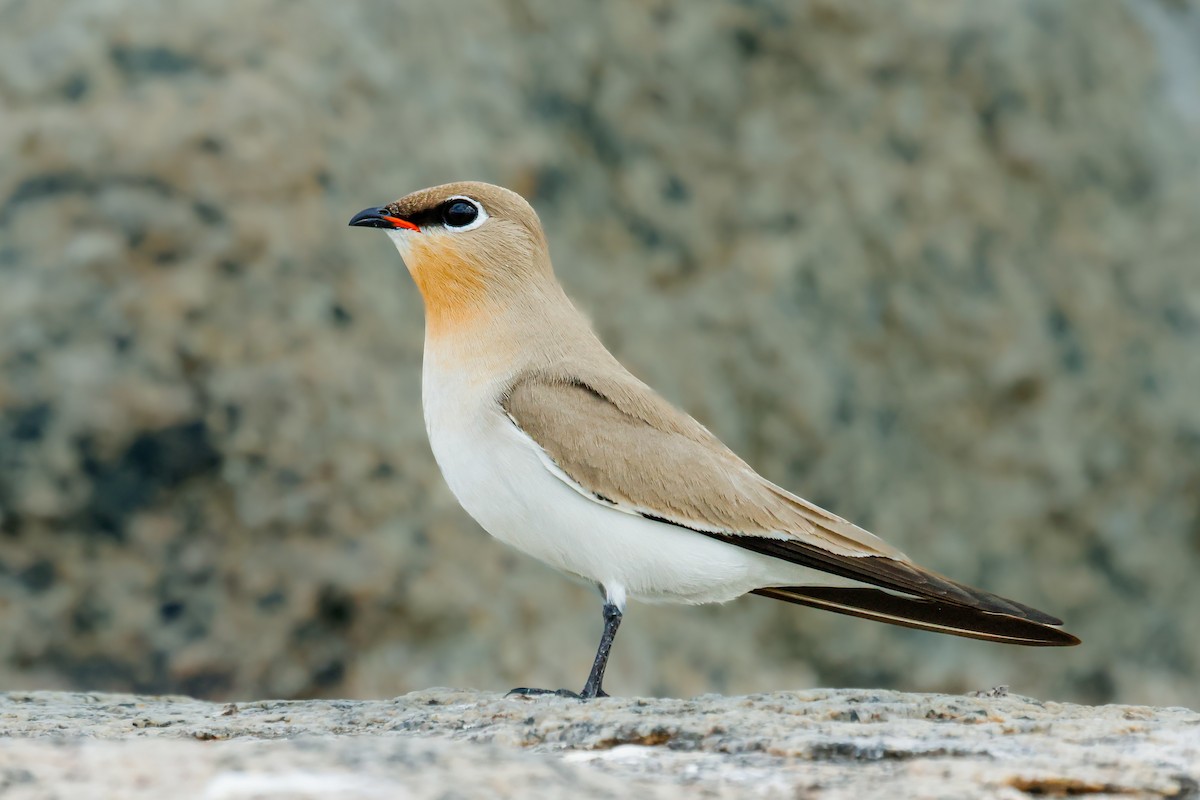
[755,586,1082,647]
[1058,630,1083,647]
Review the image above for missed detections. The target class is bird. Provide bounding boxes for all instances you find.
[348,181,1080,699]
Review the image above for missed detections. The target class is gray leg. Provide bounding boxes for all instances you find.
[507,602,623,701]
[579,602,622,699]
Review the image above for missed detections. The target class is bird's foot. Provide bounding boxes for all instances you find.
[505,687,609,700]
[506,687,580,699]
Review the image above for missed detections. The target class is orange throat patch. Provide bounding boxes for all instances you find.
[403,237,492,336]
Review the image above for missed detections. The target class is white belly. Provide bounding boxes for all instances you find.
[421,360,820,609]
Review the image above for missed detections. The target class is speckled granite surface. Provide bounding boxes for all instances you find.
[1,689,1198,799]
[0,0,1198,706]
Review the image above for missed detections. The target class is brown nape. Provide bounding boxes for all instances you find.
[753,586,1080,646]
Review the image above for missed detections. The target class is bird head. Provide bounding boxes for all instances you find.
[350,182,552,334]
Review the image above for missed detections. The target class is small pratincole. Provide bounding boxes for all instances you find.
[349,181,1079,699]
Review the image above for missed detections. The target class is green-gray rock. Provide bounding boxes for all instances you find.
[0,0,1197,706]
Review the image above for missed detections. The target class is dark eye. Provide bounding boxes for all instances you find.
[441,199,480,228]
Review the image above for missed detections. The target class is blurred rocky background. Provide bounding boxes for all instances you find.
[0,0,1197,707]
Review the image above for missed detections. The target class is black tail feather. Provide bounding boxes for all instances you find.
[754,586,1080,647]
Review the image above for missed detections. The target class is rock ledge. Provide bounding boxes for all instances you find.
[1,689,1197,798]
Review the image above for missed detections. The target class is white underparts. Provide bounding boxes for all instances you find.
[420,353,857,609]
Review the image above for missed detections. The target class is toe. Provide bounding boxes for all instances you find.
[506,687,582,700]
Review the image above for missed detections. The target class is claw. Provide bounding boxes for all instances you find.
[506,687,582,700]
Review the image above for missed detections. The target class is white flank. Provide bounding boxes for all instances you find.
[420,342,852,610]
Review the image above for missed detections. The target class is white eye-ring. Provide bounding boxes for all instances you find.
[439,195,488,232]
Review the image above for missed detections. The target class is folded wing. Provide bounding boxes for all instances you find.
[502,368,1078,646]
